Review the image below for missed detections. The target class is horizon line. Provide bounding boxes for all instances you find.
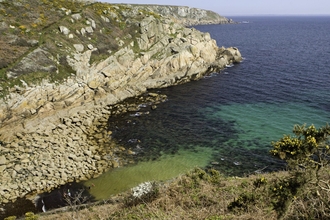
[222,14,330,17]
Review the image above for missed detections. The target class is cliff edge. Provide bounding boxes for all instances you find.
[114,4,234,26]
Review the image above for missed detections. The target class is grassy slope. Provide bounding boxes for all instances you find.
[35,166,330,220]
[0,0,143,98]
[0,0,225,99]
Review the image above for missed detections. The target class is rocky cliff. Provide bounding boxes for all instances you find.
[114,4,234,26]
[0,0,241,207]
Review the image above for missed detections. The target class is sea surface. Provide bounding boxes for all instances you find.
[82,16,330,200]
[10,17,329,216]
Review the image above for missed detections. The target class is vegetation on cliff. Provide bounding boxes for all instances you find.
[0,0,142,96]
[0,0,233,99]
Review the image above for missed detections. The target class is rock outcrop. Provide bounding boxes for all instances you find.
[0,0,242,206]
[0,2,242,136]
[115,4,234,26]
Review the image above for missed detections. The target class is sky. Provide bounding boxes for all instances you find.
[99,0,330,16]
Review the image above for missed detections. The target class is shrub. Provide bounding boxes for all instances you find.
[269,124,330,218]
[270,124,330,173]
[227,192,257,212]
[24,212,39,220]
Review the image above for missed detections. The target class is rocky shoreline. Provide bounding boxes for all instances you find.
[0,92,169,206]
[0,1,242,215]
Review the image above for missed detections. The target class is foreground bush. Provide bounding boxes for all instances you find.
[269,124,330,219]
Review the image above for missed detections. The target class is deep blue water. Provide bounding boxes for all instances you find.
[106,16,330,176]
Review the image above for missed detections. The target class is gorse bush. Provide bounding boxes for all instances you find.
[227,124,330,219]
[270,124,330,172]
[269,123,330,219]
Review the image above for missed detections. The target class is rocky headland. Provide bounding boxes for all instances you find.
[114,4,235,26]
[0,0,242,209]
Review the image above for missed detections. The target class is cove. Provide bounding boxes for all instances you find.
[83,146,213,200]
[81,69,330,202]
[7,16,330,217]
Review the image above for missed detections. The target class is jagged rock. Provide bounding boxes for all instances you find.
[59,26,70,35]
[0,155,6,165]
[68,153,77,161]
[81,27,86,35]
[87,44,94,50]
[88,80,100,89]
[88,18,96,29]
[11,170,17,179]
[101,15,110,22]
[111,160,119,168]
[27,39,39,46]
[57,124,67,130]
[85,26,93,33]
[0,165,6,172]
[74,44,84,52]
[6,48,57,78]
[13,164,22,172]
[132,5,233,26]
[72,13,82,21]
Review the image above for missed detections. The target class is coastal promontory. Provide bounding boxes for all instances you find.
[0,0,242,209]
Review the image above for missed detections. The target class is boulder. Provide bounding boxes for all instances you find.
[59,26,70,35]
[0,165,6,172]
[71,13,82,21]
[0,155,6,165]
[85,26,93,33]
[88,80,100,89]
[74,44,84,52]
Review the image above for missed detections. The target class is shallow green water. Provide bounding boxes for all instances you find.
[204,102,329,150]
[84,146,213,200]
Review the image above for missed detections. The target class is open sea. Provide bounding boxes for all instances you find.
[4,16,330,217]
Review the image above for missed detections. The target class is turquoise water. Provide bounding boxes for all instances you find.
[84,146,213,200]
[205,102,329,150]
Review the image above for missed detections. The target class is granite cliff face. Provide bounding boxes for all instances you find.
[0,1,241,134]
[116,4,234,26]
[0,0,241,206]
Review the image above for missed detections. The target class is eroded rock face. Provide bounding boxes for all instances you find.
[0,15,241,130]
[127,4,233,26]
[0,92,168,204]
